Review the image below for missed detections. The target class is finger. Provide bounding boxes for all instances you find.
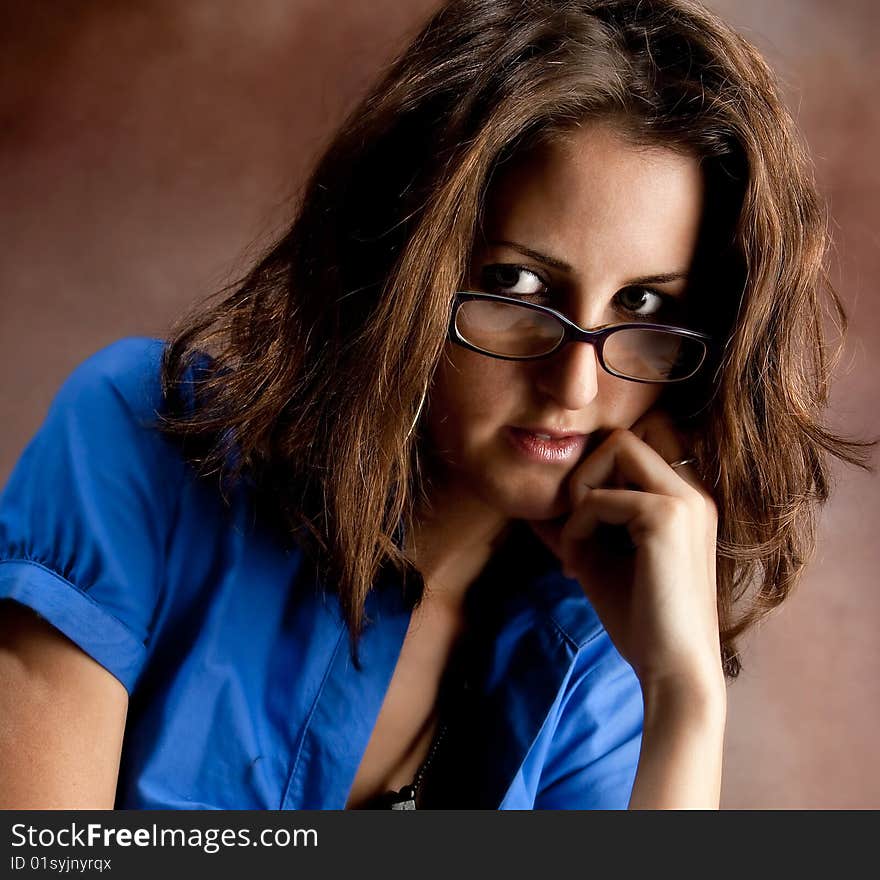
[629,408,691,463]
[569,429,696,508]
[560,487,683,554]
[630,410,707,495]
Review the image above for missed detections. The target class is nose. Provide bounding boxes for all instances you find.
[533,339,601,411]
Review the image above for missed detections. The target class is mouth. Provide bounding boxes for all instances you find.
[506,426,589,464]
[515,425,585,440]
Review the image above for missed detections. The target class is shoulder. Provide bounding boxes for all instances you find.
[0,337,191,693]
[50,336,167,420]
[26,336,190,497]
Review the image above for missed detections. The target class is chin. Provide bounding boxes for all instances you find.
[483,470,573,522]
[507,496,570,522]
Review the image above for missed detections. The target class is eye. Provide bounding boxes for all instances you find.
[614,286,672,320]
[480,264,549,299]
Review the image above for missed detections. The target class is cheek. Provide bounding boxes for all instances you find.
[417,350,671,520]
[614,383,665,423]
[425,350,523,441]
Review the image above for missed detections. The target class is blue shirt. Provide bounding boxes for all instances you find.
[0,338,643,809]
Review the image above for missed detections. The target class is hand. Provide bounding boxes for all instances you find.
[528,410,725,694]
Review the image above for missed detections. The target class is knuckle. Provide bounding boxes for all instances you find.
[681,484,706,510]
[610,427,635,450]
[655,494,689,523]
[690,486,718,522]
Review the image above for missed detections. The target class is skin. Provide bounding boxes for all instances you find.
[0,120,725,810]
[412,121,727,808]
[426,126,679,526]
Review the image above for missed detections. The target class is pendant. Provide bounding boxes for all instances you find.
[387,785,417,810]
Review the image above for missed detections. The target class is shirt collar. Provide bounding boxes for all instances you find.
[377,517,605,807]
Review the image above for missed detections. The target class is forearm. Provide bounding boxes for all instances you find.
[627,678,727,810]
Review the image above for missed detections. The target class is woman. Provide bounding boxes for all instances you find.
[0,0,872,810]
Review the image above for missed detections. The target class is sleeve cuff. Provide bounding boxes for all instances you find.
[0,559,146,694]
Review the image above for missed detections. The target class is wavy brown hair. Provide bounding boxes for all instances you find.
[158,0,875,678]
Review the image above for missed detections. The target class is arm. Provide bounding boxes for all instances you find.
[628,675,726,810]
[0,340,182,807]
[0,601,127,808]
[529,411,730,810]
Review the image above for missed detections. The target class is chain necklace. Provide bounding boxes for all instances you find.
[383,718,449,810]
[379,665,470,810]
[368,626,473,810]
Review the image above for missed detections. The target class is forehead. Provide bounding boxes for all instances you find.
[479,123,706,278]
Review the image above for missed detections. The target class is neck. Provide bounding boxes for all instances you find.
[405,478,511,615]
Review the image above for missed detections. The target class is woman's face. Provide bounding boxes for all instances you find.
[423,122,706,522]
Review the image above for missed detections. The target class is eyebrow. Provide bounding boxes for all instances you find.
[487,239,690,286]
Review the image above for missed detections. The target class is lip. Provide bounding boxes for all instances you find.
[516,425,587,440]
[506,426,588,464]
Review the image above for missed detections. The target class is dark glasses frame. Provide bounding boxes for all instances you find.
[447,291,713,385]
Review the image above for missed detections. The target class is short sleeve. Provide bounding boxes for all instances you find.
[0,337,186,694]
[534,633,644,809]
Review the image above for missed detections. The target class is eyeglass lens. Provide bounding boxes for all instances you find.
[455,298,705,382]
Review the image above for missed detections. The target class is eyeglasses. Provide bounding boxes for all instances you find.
[448,291,711,384]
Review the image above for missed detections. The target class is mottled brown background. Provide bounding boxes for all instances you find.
[1,1,877,808]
